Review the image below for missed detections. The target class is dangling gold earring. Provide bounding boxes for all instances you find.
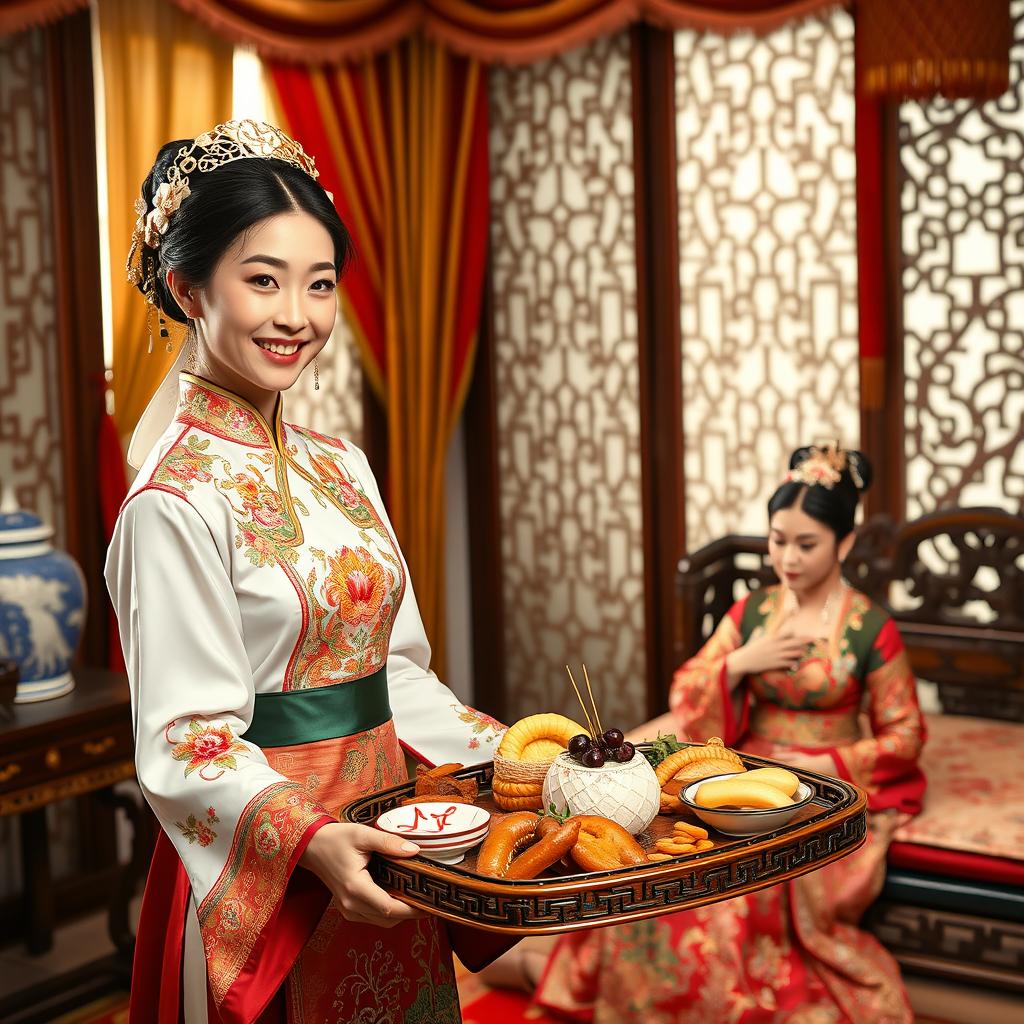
[159,310,173,353]
[313,357,320,391]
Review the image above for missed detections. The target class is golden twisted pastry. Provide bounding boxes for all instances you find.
[656,737,746,814]
[654,737,744,786]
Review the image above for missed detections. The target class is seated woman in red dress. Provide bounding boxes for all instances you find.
[490,443,926,1023]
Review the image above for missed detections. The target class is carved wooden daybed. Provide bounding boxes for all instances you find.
[675,507,1024,993]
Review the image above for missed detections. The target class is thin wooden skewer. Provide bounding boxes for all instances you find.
[565,665,597,738]
[582,664,604,738]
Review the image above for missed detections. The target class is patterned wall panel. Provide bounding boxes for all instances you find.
[0,27,73,899]
[489,32,647,726]
[899,0,1024,517]
[0,28,65,541]
[284,310,364,446]
[675,12,861,550]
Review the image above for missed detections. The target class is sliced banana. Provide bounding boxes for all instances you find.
[694,778,794,810]
[742,766,801,797]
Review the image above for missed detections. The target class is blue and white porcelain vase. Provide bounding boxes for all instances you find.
[0,486,86,702]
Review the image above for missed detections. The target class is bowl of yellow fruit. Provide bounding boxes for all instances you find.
[680,766,813,837]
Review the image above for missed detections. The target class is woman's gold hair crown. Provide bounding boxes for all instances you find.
[126,120,325,350]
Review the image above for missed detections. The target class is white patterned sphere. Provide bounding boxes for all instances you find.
[542,751,660,835]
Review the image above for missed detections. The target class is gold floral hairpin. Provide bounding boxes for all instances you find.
[784,441,862,490]
[126,120,322,352]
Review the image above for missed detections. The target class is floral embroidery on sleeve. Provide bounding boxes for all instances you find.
[166,719,251,781]
[176,806,221,846]
[454,705,505,750]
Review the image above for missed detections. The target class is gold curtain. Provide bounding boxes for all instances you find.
[270,39,491,677]
[97,0,234,443]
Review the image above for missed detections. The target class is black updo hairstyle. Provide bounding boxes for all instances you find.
[134,137,354,324]
[767,446,874,541]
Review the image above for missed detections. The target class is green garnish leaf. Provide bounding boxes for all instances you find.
[643,732,685,768]
[535,802,570,823]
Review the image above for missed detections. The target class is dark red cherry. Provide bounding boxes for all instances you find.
[614,742,635,763]
[581,747,606,768]
[568,734,591,757]
[602,728,625,749]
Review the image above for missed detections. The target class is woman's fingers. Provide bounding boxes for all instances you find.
[356,827,421,859]
[344,868,423,925]
[779,635,814,650]
[334,878,425,927]
[337,892,422,927]
[338,909,374,925]
[339,910,403,928]
[309,823,426,928]
[775,636,813,665]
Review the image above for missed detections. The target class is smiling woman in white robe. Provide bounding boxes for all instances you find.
[107,121,504,1024]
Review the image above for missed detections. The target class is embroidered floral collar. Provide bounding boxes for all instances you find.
[174,373,283,449]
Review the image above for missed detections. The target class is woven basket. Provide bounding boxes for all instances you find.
[492,752,553,787]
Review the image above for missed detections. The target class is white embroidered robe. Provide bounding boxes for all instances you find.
[105,373,503,1021]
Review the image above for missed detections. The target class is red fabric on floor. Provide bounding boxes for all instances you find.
[460,986,561,1023]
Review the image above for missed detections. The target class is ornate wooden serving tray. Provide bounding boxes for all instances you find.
[340,747,867,935]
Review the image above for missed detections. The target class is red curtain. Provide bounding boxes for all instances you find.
[166,0,844,63]
[0,0,88,36]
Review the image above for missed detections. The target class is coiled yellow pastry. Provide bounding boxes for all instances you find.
[497,713,587,761]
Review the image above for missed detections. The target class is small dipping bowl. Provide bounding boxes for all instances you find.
[376,802,491,864]
[680,772,814,837]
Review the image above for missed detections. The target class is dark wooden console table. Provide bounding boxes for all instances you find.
[0,667,149,1023]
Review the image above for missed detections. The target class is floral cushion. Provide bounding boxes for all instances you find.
[892,713,1024,862]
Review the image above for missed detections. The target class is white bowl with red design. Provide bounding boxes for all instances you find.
[376,802,491,864]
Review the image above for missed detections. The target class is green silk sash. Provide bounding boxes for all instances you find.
[244,665,390,748]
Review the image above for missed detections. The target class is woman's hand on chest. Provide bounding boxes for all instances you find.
[726,629,817,683]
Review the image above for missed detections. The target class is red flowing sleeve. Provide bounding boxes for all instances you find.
[826,619,927,814]
[668,596,751,744]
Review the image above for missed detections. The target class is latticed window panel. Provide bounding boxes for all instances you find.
[0,29,65,542]
[899,0,1024,518]
[489,32,646,725]
[0,26,71,900]
[675,11,861,551]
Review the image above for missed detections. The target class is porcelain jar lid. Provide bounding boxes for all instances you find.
[0,486,53,546]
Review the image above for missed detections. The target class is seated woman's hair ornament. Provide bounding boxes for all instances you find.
[125,120,330,352]
[784,441,865,491]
